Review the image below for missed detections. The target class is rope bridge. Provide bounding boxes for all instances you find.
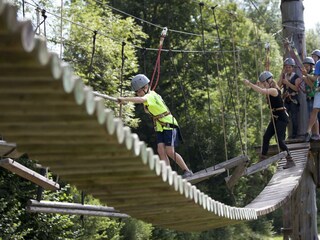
[0,0,310,232]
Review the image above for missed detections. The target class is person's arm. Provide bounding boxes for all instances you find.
[117,96,147,104]
[303,75,314,88]
[243,79,278,97]
[302,68,318,82]
[282,77,298,92]
[277,69,285,88]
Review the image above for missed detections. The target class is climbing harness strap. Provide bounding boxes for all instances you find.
[152,111,171,121]
[272,107,286,112]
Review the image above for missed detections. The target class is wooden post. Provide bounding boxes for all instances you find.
[282,156,318,239]
[281,0,307,136]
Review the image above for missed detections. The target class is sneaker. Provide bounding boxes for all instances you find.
[283,155,296,169]
[182,170,193,178]
[305,132,311,142]
[311,134,320,141]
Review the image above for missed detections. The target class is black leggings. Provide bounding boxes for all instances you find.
[262,119,290,156]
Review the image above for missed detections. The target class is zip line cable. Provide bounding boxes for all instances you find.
[94,0,203,37]
[199,2,213,127]
[23,0,264,55]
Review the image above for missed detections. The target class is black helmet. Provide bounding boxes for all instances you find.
[259,71,273,82]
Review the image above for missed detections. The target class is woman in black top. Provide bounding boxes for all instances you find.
[243,71,295,169]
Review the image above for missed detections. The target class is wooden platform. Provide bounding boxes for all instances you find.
[0,1,312,232]
[246,144,309,215]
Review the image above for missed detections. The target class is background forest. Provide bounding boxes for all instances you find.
[1,0,320,239]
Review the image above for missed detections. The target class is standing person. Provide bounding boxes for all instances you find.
[278,58,302,139]
[117,74,193,178]
[244,71,295,169]
[302,57,319,140]
[303,50,320,142]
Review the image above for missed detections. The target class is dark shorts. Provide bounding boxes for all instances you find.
[156,129,179,147]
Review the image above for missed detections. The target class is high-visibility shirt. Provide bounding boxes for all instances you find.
[143,91,178,132]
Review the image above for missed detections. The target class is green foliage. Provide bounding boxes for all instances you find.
[120,218,153,240]
[305,25,320,55]
[0,156,122,239]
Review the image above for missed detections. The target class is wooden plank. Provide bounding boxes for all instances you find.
[245,151,287,176]
[0,158,59,190]
[26,203,128,218]
[186,168,225,184]
[26,200,128,218]
[195,155,248,175]
[0,140,23,158]
[225,162,247,189]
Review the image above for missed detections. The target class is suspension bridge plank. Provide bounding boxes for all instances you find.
[0,140,23,158]
[0,158,59,191]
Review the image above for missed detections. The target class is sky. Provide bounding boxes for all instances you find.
[303,0,319,30]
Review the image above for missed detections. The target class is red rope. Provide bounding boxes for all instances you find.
[150,27,167,90]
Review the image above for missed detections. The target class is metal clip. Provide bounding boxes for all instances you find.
[161,27,168,38]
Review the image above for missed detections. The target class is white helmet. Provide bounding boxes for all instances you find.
[311,49,320,58]
[283,58,296,66]
[131,74,150,91]
[303,57,315,65]
[259,71,273,82]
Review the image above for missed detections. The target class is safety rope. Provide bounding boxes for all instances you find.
[199,2,213,126]
[284,38,305,93]
[22,0,25,17]
[215,55,228,162]
[88,30,98,74]
[150,27,168,90]
[34,7,47,36]
[167,49,206,171]
[264,44,281,154]
[119,41,126,118]
[211,5,246,156]
[266,93,281,154]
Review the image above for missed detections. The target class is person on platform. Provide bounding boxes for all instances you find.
[302,57,320,140]
[277,58,302,139]
[303,50,320,142]
[243,71,295,169]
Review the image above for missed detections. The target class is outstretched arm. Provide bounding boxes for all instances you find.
[117,96,147,104]
[243,79,278,97]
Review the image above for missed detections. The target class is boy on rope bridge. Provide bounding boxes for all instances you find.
[278,58,302,139]
[303,49,320,142]
[117,74,193,178]
[243,71,295,169]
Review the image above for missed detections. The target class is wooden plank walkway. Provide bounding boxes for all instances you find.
[245,145,309,215]
[0,1,311,232]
